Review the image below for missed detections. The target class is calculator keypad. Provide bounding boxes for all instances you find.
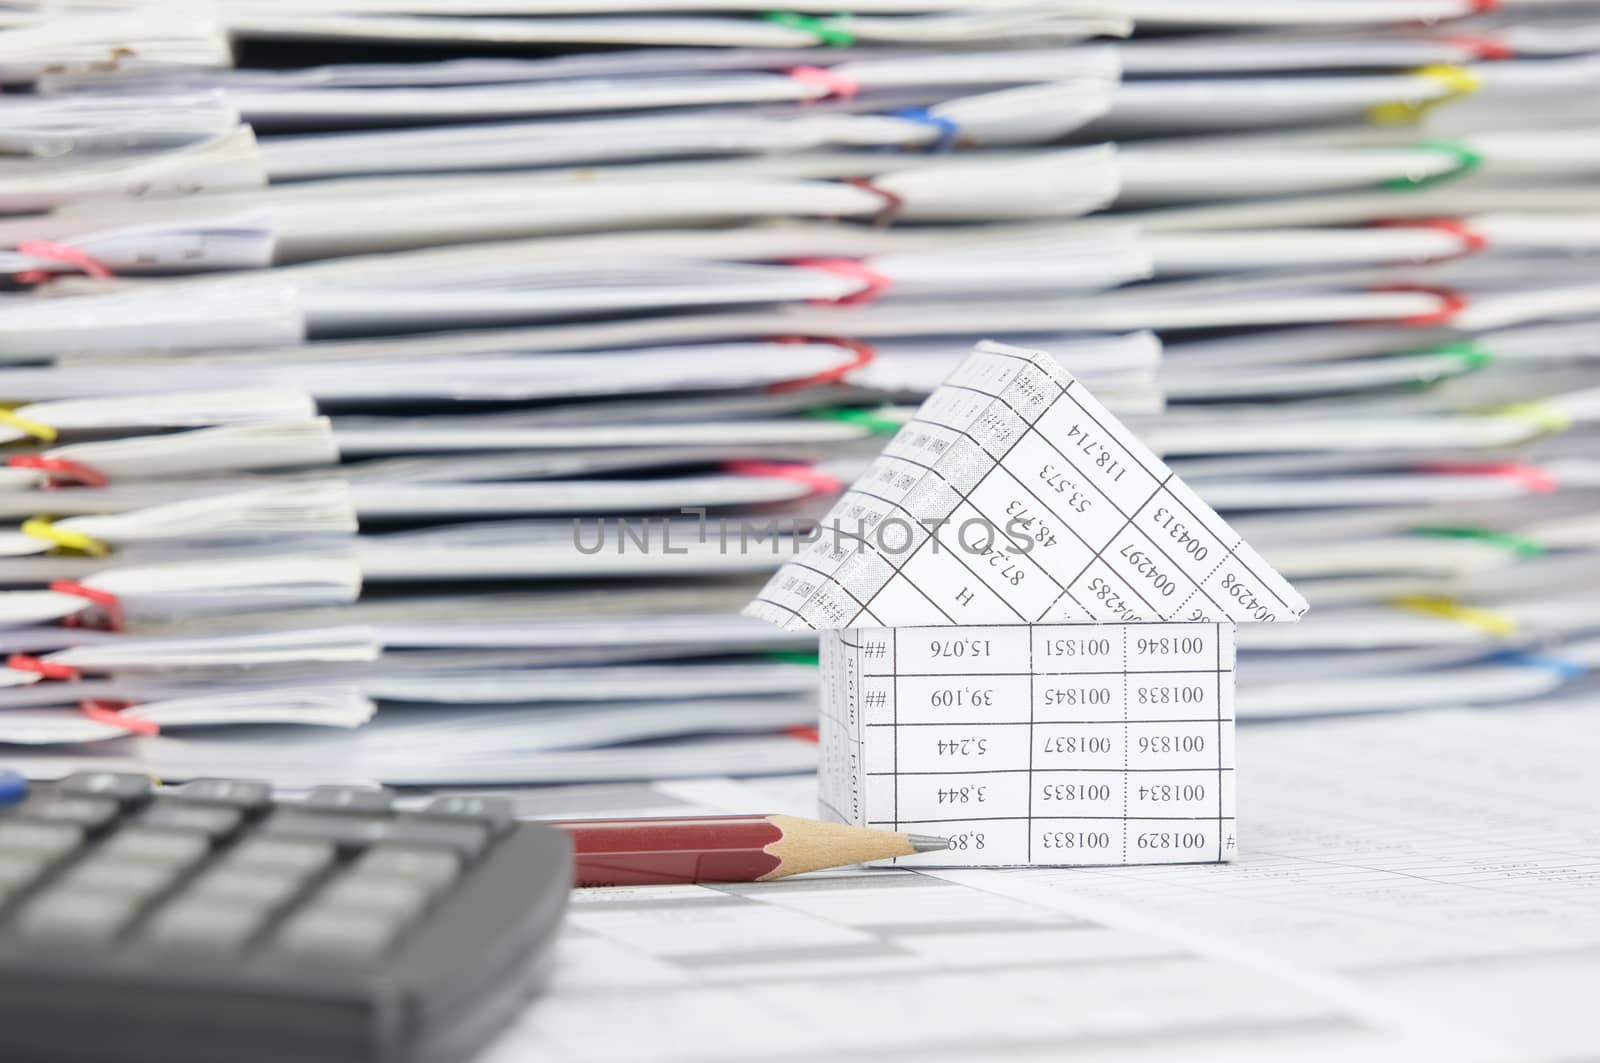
[0,773,533,967]
[58,856,181,899]
[15,795,121,831]
[227,836,337,875]
[0,773,572,1063]
[58,772,157,805]
[137,801,244,839]
[174,778,273,810]
[0,820,83,861]
[276,906,405,964]
[17,888,142,943]
[356,845,461,890]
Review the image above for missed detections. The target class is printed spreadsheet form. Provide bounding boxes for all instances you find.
[747,343,1305,632]
[826,623,1238,866]
[481,701,1600,1063]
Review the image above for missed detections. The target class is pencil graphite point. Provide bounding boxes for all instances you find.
[761,816,953,878]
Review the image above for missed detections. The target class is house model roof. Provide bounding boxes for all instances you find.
[746,341,1307,631]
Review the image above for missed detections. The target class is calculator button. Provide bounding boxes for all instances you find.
[185,867,305,911]
[276,906,404,965]
[97,828,209,872]
[382,818,489,861]
[57,771,151,805]
[355,845,460,893]
[174,778,272,811]
[0,820,85,861]
[225,837,336,877]
[319,874,432,925]
[138,801,243,841]
[13,795,119,832]
[0,851,53,892]
[263,810,389,849]
[422,795,515,834]
[144,897,269,954]
[59,857,181,900]
[305,786,394,813]
[16,889,141,944]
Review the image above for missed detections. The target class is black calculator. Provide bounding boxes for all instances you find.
[0,773,573,1063]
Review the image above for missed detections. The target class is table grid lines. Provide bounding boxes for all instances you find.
[1027,624,1035,863]
[1216,622,1225,863]
[750,346,1304,633]
[899,414,1126,615]
[846,371,1059,625]
[842,622,1237,867]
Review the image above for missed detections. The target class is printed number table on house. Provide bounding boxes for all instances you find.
[749,342,1304,868]
[750,343,1299,630]
[822,622,1234,866]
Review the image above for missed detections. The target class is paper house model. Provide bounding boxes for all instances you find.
[746,342,1306,867]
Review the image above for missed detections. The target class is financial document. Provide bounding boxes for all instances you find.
[479,701,1600,1062]
[825,622,1239,866]
[747,342,1306,631]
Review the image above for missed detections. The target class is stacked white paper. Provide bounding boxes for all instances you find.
[1,1,1598,783]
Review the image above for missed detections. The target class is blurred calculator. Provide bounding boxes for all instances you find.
[0,773,572,1063]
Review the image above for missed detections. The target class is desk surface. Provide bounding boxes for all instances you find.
[480,700,1600,1062]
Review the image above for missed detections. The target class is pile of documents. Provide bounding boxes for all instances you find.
[0,0,1597,784]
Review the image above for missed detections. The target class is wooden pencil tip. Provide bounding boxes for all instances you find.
[761,815,937,879]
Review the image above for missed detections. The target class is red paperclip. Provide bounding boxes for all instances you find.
[14,240,115,284]
[1373,284,1468,327]
[792,258,893,305]
[1422,462,1558,494]
[1445,34,1513,60]
[6,455,110,488]
[766,336,876,393]
[788,65,859,101]
[725,460,844,497]
[6,654,80,681]
[1370,217,1488,259]
[785,725,821,743]
[80,699,159,737]
[844,177,904,228]
[51,580,125,632]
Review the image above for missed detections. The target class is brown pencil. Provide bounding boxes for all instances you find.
[554,814,950,887]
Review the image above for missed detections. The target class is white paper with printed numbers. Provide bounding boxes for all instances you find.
[746,341,1307,630]
[820,622,1237,868]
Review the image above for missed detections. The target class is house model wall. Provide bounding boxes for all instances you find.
[747,342,1306,867]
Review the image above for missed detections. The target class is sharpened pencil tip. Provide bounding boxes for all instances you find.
[908,834,951,853]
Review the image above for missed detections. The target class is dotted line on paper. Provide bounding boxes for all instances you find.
[1122,628,1129,864]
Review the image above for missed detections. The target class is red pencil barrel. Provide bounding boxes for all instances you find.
[555,816,785,886]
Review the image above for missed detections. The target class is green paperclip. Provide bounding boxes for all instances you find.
[768,650,821,666]
[1412,526,1544,558]
[810,407,902,435]
[761,11,856,47]
[1418,340,1493,373]
[1403,340,1492,390]
[1383,141,1483,190]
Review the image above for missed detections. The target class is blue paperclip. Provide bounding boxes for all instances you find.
[0,769,26,806]
[889,108,960,153]
[1492,651,1587,681]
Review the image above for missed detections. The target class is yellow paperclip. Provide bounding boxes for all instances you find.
[1394,596,1517,637]
[0,409,58,444]
[1490,401,1572,434]
[20,517,110,558]
[1370,65,1481,125]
